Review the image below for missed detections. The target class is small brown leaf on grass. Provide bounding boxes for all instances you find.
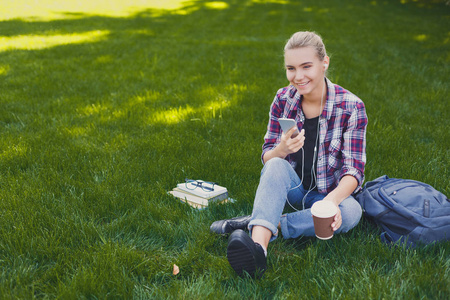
[173,264,180,275]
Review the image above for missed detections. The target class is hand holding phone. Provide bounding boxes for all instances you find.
[278,118,300,138]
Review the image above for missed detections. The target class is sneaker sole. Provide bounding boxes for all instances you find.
[227,230,257,277]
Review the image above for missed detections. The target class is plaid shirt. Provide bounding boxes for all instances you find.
[262,78,367,194]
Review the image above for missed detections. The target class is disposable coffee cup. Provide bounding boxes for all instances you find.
[311,200,338,240]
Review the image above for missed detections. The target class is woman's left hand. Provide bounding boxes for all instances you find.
[331,205,342,231]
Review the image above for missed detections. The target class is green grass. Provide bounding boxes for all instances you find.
[0,0,449,298]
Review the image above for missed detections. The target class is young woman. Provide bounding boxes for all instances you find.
[211,31,367,278]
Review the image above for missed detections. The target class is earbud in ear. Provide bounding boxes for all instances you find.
[324,64,328,68]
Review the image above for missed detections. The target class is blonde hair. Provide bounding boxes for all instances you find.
[284,31,327,61]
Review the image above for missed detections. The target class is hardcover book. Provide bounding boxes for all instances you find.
[168,179,231,209]
[176,180,227,199]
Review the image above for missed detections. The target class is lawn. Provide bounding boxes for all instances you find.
[0,0,449,298]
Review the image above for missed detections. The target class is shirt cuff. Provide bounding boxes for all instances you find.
[340,167,364,194]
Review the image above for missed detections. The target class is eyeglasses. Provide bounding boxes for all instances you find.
[185,179,216,192]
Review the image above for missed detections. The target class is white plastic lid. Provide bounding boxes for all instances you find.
[311,200,338,218]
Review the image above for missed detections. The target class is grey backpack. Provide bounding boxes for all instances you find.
[355,175,450,247]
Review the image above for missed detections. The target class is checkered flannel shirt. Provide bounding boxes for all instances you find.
[262,78,368,194]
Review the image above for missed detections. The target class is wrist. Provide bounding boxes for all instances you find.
[274,144,289,159]
[323,195,339,207]
[263,147,286,164]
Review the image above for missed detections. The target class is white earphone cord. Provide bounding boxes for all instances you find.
[286,79,325,212]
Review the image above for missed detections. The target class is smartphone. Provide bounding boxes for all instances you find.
[278,118,299,137]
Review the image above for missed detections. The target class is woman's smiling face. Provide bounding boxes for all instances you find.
[285,46,328,97]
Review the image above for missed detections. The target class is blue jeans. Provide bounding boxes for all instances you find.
[248,157,362,242]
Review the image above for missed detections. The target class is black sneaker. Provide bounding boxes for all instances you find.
[227,229,267,278]
[210,215,251,235]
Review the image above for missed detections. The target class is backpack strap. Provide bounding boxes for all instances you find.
[355,175,389,208]
[364,175,389,188]
[380,231,393,243]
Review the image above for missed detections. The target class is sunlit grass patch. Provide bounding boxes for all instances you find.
[0,30,109,51]
[0,0,190,21]
[0,144,28,163]
[0,65,10,75]
[204,1,229,9]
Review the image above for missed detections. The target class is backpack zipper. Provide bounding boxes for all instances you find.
[378,189,394,208]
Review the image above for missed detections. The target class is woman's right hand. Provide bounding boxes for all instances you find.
[278,127,305,157]
[262,127,306,163]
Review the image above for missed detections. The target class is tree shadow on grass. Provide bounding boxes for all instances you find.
[0,0,449,298]
[0,0,449,235]
[0,0,448,223]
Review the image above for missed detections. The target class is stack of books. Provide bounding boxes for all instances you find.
[168,180,231,209]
